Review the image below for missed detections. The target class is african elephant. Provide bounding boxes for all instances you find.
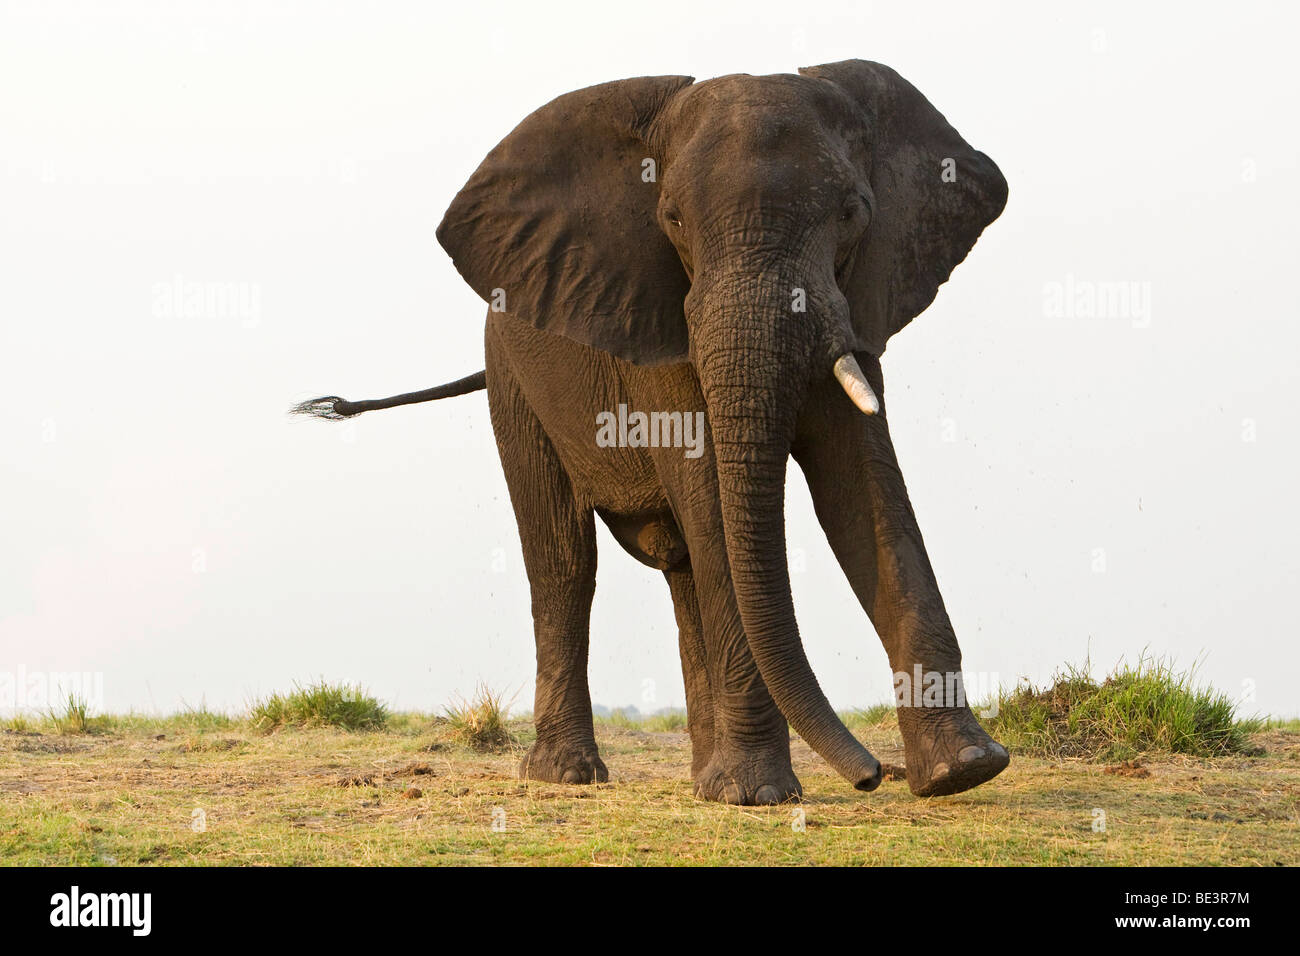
[295,60,1010,804]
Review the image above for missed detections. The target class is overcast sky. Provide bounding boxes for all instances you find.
[2,0,1296,719]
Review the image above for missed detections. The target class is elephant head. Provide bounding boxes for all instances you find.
[436,61,1007,790]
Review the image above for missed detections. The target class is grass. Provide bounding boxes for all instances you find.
[159,700,237,734]
[596,709,688,732]
[982,657,1262,761]
[643,711,688,732]
[46,692,98,735]
[249,680,388,733]
[2,715,34,734]
[445,686,516,752]
[1,710,1295,866]
[596,708,642,730]
[1,667,1294,865]
[839,703,897,733]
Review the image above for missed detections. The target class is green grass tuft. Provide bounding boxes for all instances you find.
[46,691,99,735]
[982,656,1262,760]
[445,685,516,752]
[249,680,388,733]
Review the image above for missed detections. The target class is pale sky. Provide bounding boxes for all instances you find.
[2,0,1296,719]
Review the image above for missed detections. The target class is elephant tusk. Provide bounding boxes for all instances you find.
[832,353,880,416]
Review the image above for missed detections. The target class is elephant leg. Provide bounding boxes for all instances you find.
[792,356,1009,797]
[664,565,716,775]
[629,371,800,804]
[486,358,606,786]
[673,505,801,805]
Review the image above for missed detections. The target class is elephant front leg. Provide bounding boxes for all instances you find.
[792,356,1008,797]
[687,590,801,806]
[658,475,801,805]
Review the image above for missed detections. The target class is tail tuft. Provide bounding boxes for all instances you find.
[289,396,358,420]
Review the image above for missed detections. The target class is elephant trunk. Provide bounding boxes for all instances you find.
[695,286,883,791]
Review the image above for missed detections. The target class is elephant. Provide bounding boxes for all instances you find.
[294,59,1010,804]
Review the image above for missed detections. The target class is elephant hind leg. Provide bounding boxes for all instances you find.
[486,355,605,786]
[664,566,715,776]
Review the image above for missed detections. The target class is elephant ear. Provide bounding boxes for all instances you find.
[799,60,1008,356]
[436,75,695,366]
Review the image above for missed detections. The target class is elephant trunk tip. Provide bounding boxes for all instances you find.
[289,396,360,420]
[850,754,884,793]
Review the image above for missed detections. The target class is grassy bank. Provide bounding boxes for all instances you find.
[2,701,1296,866]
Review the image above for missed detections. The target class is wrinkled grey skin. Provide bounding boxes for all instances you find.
[302,60,1010,803]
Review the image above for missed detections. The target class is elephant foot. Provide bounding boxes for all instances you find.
[896,705,1009,798]
[693,746,802,805]
[518,738,608,784]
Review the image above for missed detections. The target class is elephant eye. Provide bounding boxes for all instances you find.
[667,212,683,228]
[840,195,868,223]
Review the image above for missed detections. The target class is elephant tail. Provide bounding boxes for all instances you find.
[290,370,486,420]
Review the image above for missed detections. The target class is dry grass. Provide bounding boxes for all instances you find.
[1,713,1296,866]
[444,686,517,752]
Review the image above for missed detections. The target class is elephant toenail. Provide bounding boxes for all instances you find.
[561,769,583,783]
[930,762,951,780]
[754,785,782,805]
[722,782,746,804]
[990,742,1008,758]
[957,745,986,763]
